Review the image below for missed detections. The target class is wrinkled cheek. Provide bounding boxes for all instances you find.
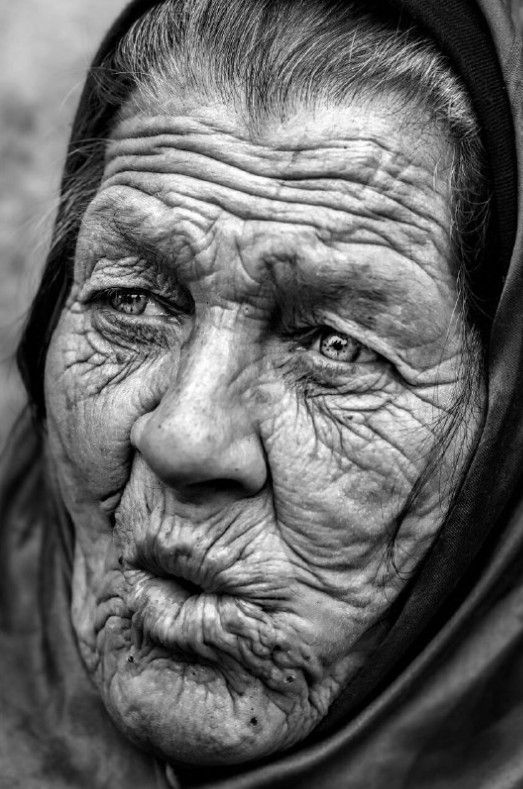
[71,535,126,667]
[266,418,409,546]
[45,365,134,506]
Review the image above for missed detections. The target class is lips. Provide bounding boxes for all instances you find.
[115,498,255,592]
[122,569,310,693]
[111,501,322,689]
[118,510,293,606]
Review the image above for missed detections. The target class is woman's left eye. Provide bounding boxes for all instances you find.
[311,328,366,363]
[105,289,168,317]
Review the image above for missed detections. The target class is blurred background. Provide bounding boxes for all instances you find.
[0,0,129,446]
[0,0,522,448]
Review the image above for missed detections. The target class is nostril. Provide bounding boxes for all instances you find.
[177,478,260,502]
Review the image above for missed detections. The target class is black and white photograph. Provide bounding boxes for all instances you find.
[1,1,522,787]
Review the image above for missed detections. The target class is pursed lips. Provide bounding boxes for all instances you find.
[94,514,324,692]
[112,564,322,695]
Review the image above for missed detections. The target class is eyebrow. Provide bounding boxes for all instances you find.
[110,212,189,268]
[261,249,399,308]
[259,245,447,343]
[111,218,393,305]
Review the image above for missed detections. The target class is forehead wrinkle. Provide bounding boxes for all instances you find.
[110,113,439,176]
[100,172,444,268]
[84,188,451,342]
[99,192,208,274]
[88,182,449,316]
[105,118,446,225]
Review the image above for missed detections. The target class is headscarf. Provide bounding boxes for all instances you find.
[1,1,522,787]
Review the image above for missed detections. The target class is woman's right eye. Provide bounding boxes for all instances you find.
[99,288,174,318]
[108,290,149,315]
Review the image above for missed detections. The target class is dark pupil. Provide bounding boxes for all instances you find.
[320,331,358,362]
[111,292,147,315]
[327,336,347,353]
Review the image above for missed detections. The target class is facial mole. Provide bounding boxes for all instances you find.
[250,717,258,726]
[128,655,135,664]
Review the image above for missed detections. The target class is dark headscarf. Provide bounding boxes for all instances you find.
[1,1,522,787]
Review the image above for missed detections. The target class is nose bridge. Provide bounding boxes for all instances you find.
[174,317,241,413]
[133,317,267,497]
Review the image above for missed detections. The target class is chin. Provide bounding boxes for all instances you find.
[94,620,305,766]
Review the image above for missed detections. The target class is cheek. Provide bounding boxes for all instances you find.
[257,381,455,580]
[262,387,423,521]
[44,317,168,504]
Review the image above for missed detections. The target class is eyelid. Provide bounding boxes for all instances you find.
[311,313,409,368]
[84,286,156,305]
[79,273,152,303]
[82,286,184,325]
[80,274,194,313]
[78,264,193,305]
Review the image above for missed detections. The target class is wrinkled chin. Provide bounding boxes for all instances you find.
[94,618,308,766]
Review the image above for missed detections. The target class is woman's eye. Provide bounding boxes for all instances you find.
[105,290,167,317]
[312,329,363,363]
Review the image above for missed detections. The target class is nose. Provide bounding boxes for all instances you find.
[131,337,267,500]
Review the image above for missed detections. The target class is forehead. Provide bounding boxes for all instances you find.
[98,96,452,257]
[78,96,456,342]
[110,92,450,191]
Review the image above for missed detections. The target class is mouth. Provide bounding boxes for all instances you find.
[171,575,205,596]
[120,567,316,693]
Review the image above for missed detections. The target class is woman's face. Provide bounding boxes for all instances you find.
[44,94,483,765]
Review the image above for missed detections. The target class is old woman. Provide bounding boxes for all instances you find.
[1,1,522,787]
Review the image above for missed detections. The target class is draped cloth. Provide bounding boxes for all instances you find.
[1,1,522,786]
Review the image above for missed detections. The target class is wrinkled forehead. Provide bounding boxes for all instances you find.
[98,94,454,262]
[74,95,458,343]
[104,91,453,217]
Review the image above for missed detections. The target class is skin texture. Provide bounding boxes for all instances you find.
[44,93,483,766]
